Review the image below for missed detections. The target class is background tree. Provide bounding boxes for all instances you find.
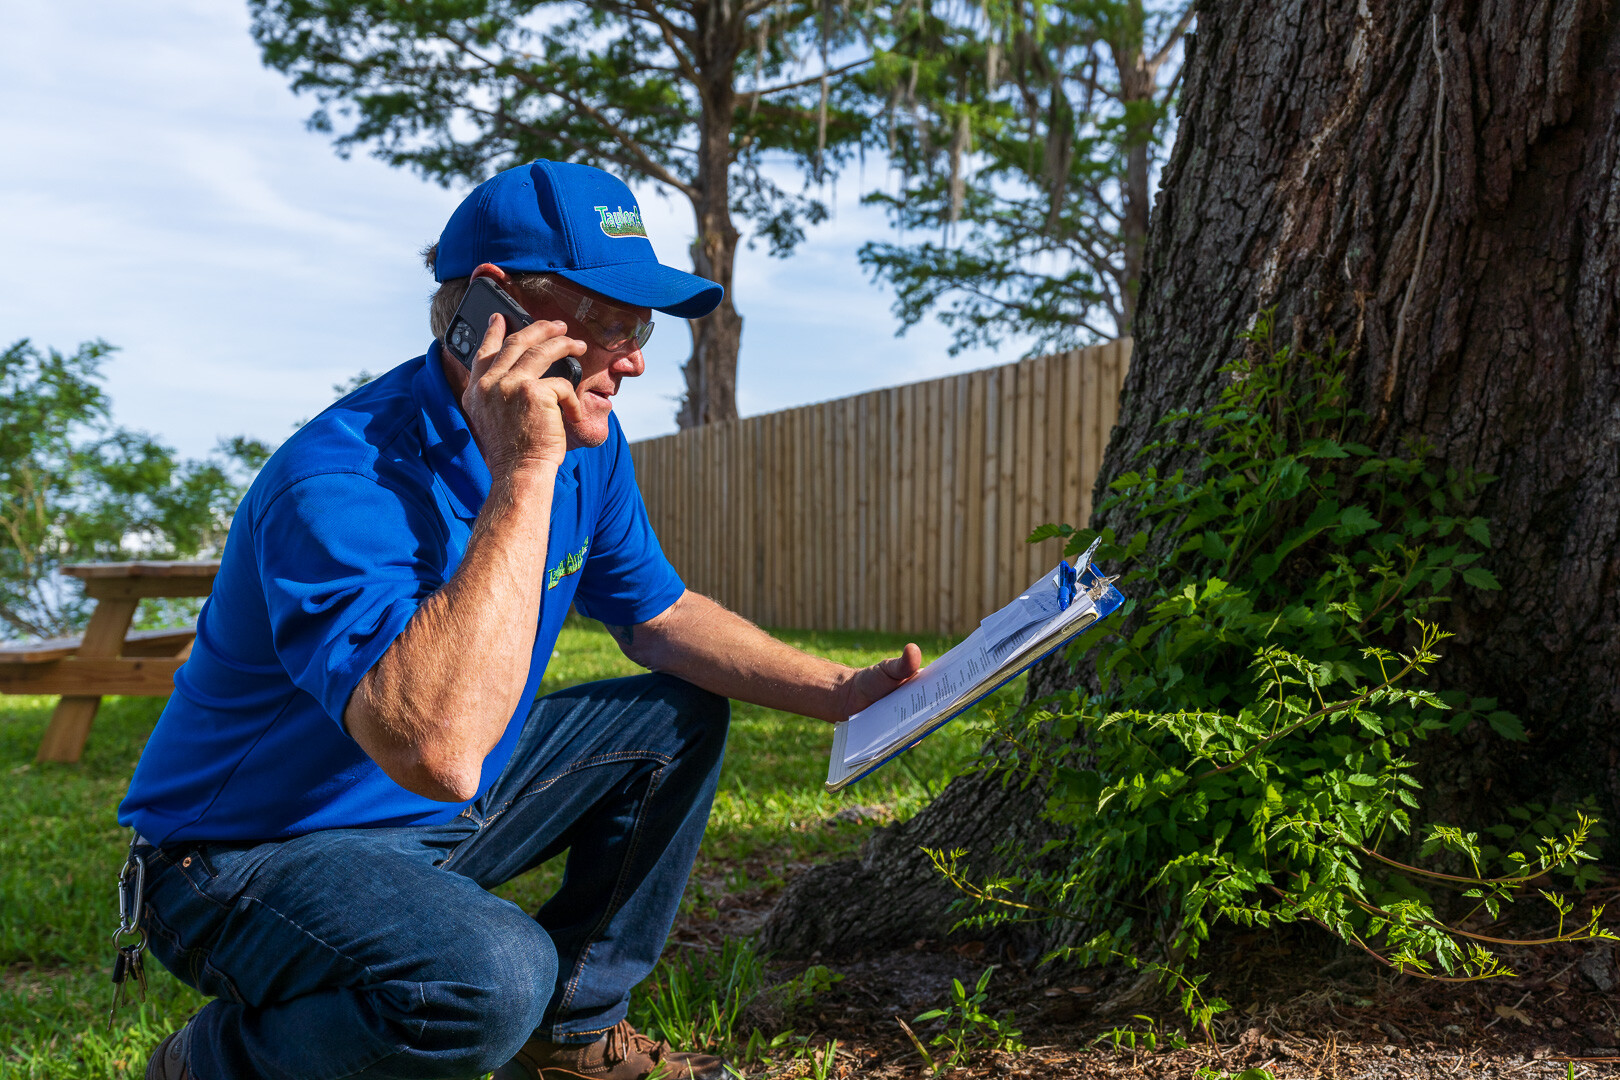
[0,339,271,640]
[765,0,1620,959]
[250,0,883,427]
[859,0,1191,355]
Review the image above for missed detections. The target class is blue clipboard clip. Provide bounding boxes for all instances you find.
[1059,535,1108,610]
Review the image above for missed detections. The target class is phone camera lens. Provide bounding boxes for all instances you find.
[449,319,473,355]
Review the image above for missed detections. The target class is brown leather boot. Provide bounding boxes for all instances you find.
[145,1015,200,1080]
[494,1019,728,1080]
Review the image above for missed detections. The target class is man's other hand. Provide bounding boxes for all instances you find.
[841,644,923,719]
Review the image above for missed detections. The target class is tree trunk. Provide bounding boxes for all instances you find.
[678,193,742,427]
[763,0,1620,957]
[1087,0,1620,834]
[678,50,743,429]
[1112,1,1154,335]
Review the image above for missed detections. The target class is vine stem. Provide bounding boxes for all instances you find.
[1261,886,1500,984]
[1353,842,1554,888]
[1346,894,1612,949]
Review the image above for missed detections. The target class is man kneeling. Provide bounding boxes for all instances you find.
[120,159,920,1080]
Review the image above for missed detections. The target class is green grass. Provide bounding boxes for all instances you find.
[0,620,1015,1078]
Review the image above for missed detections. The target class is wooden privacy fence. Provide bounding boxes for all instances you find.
[629,338,1132,637]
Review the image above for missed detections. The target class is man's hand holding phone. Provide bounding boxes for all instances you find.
[461,311,589,480]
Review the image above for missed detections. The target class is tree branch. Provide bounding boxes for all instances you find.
[621,0,705,88]
[457,99,699,200]
[439,30,699,198]
[586,0,701,54]
[1146,4,1197,76]
[744,56,874,99]
[739,0,783,20]
[544,88,699,196]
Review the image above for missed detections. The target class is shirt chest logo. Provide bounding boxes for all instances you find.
[547,538,590,590]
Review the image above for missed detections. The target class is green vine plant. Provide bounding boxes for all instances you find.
[926,310,1614,1011]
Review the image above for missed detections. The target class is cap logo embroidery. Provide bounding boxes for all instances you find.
[594,205,647,239]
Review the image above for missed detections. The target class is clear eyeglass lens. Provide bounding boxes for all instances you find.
[543,279,652,352]
[592,316,655,352]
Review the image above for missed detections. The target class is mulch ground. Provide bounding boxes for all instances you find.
[668,866,1620,1080]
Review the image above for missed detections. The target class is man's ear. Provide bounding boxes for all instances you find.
[469,263,509,284]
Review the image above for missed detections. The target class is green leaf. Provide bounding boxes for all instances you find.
[1336,506,1382,536]
[1461,566,1501,590]
[1056,767,1103,804]
[1304,439,1349,458]
[1486,711,1528,742]
[1028,522,1074,544]
[1464,518,1492,547]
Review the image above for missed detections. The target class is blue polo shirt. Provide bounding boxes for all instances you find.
[118,344,685,844]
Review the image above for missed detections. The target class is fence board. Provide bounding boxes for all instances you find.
[997,362,1018,603]
[980,369,1001,619]
[1043,354,1066,569]
[1026,357,1046,584]
[629,339,1131,635]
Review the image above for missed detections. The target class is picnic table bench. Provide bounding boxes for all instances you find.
[0,561,218,763]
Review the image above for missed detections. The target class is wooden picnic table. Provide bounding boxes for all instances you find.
[0,561,218,763]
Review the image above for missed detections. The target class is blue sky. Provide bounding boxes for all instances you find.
[1,1,1035,459]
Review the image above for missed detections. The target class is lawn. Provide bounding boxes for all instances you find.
[0,620,1012,1078]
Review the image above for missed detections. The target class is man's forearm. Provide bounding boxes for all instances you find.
[610,593,858,723]
[344,466,556,800]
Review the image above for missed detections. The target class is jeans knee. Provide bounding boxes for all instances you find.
[652,674,729,761]
[652,672,728,723]
[413,914,554,1074]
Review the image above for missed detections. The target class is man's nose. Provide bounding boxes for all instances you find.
[613,349,646,377]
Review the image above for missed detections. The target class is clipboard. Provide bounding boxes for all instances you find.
[826,543,1125,791]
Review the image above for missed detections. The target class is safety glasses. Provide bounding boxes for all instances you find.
[532,276,655,354]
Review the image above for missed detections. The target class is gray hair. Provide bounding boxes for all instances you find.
[421,242,554,343]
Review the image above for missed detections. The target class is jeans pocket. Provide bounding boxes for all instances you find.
[142,848,236,1000]
[176,840,282,905]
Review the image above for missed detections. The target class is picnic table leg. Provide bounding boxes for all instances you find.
[37,598,139,763]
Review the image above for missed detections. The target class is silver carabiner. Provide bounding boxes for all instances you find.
[113,844,146,946]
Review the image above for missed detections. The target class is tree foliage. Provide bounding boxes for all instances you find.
[248,0,883,426]
[0,339,270,639]
[860,0,1190,355]
[935,315,1612,1014]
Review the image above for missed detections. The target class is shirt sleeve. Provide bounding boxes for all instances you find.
[253,472,447,727]
[572,422,686,627]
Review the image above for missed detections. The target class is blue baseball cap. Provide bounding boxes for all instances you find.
[434,160,723,320]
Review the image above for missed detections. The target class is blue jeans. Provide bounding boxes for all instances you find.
[136,674,729,1080]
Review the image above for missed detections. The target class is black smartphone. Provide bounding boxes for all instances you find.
[442,277,583,388]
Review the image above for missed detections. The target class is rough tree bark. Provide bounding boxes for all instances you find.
[758,768,1053,957]
[764,0,1620,957]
